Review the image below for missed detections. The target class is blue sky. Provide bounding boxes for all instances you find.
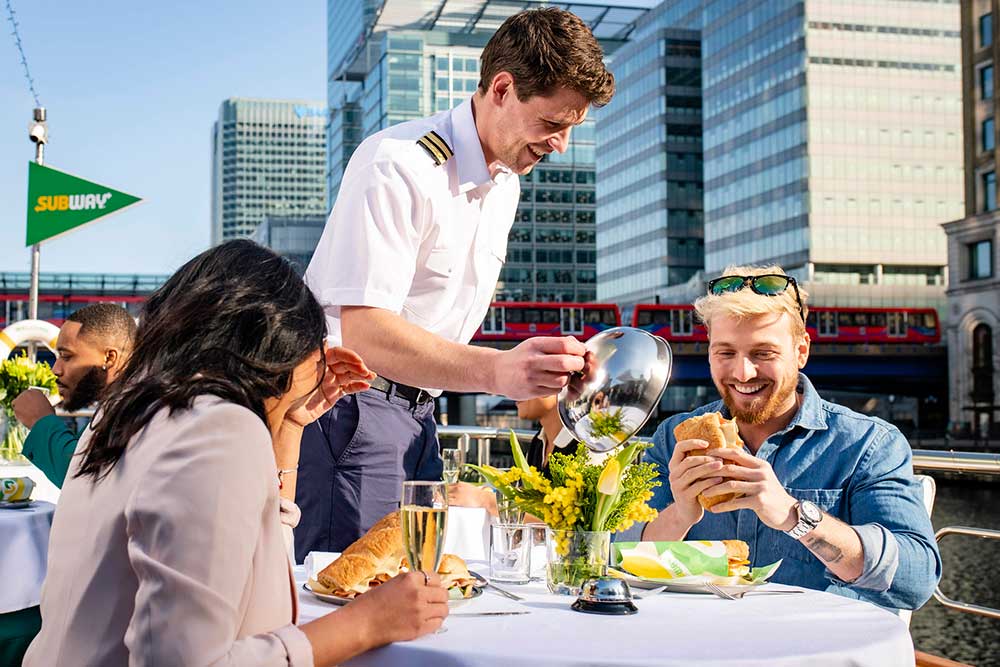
[1,0,326,275]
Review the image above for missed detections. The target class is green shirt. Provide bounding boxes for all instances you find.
[21,414,77,488]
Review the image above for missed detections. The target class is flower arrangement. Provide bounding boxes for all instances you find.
[470,430,660,534]
[0,354,59,462]
[470,431,660,593]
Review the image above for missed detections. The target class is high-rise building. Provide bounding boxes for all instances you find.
[211,98,328,244]
[252,213,328,274]
[943,0,999,436]
[701,1,963,309]
[326,0,650,303]
[596,0,703,307]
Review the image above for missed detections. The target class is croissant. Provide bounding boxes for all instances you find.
[673,412,744,509]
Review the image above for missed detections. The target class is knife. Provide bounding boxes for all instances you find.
[452,611,531,617]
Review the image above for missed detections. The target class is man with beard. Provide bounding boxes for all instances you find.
[12,303,136,487]
[623,265,940,611]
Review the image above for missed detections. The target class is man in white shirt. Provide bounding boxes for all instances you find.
[295,7,615,558]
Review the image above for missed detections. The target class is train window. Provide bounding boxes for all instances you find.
[806,312,817,328]
[923,313,936,329]
[637,310,653,326]
[653,310,670,325]
[562,307,584,335]
[584,309,602,324]
[525,309,542,324]
[602,309,618,326]
[853,313,869,327]
[818,312,838,337]
[870,313,886,327]
[481,307,505,334]
[671,310,693,335]
[887,312,908,337]
[506,308,524,324]
[541,309,560,324]
[838,313,852,327]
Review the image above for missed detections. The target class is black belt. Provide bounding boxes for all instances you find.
[369,376,434,406]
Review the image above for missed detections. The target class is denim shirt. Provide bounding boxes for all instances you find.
[619,374,941,610]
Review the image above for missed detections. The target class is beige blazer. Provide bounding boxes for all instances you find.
[24,396,314,666]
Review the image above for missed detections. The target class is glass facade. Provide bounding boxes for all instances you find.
[211,99,328,244]
[253,213,328,275]
[327,1,641,303]
[595,0,703,306]
[699,0,963,283]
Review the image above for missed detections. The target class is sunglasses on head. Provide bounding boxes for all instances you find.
[706,274,805,322]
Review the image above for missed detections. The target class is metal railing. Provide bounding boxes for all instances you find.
[932,527,1000,619]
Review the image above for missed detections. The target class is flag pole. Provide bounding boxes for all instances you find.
[27,106,47,361]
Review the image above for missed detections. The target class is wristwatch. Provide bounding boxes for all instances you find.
[784,499,822,539]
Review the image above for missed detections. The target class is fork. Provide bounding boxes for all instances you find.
[704,581,806,600]
[484,581,525,602]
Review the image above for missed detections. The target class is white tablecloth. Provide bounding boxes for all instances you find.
[295,560,914,667]
[0,500,55,614]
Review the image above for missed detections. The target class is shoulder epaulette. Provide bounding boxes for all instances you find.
[416,131,454,166]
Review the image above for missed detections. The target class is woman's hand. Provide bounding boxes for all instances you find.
[350,571,450,644]
[285,347,376,428]
[448,482,498,516]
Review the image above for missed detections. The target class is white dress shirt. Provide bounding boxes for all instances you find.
[305,97,520,393]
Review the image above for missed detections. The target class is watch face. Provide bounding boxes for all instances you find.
[800,500,822,524]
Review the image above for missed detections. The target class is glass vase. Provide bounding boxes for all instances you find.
[544,527,611,595]
[0,408,29,465]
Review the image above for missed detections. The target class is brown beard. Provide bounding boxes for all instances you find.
[719,373,797,425]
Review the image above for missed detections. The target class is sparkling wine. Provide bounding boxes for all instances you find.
[442,469,460,484]
[401,505,448,573]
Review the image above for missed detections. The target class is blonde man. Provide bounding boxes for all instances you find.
[623,265,941,611]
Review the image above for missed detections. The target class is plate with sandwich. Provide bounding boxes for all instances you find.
[610,539,782,595]
[304,511,485,607]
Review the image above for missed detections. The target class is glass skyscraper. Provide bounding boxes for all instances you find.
[701,0,963,305]
[596,0,703,306]
[211,98,328,244]
[326,0,649,303]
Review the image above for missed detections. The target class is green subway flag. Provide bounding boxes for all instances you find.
[25,162,142,246]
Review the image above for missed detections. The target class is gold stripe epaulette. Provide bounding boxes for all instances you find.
[416,131,454,166]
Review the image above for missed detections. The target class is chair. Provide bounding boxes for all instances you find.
[899,474,936,628]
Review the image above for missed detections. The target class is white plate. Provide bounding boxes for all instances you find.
[304,573,486,609]
[609,568,771,595]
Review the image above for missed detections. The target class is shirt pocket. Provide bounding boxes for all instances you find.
[759,487,845,565]
[424,246,458,278]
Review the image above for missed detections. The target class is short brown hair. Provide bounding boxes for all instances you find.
[479,7,614,107]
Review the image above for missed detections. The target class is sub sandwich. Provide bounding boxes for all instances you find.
[673,412,744,509]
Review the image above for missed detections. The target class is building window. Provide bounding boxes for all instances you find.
[981,65,994,100]
[971,323,994,403]
[984,171,997,212]
[982,13,994,48]
[984,117,996,152]
[969,239,994,279]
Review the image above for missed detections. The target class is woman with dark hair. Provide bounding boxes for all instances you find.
[24,240,449,666]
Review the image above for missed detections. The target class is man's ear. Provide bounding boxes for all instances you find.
[104,348,120,371]
[797,332,811,369]
[487,71,515,104]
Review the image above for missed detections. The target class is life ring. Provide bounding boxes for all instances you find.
[0,319,60,359]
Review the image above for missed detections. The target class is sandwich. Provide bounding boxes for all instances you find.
[312,511,478,599]
[315,511,406,597]
[723,539,751,579]
[672,412,744,509]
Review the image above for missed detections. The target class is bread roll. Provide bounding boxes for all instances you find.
[317,511,405,596]
[673,412,744,509]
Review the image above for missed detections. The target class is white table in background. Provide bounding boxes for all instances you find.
[0,501,55,614]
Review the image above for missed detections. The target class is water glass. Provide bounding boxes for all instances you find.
[441,447,464,484]
[529,524,548,581]
[490,523,532,584]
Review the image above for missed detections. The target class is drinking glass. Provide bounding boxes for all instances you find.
[441,447,464,484]
[401,481,449,575]
[492,468,525,524]
[490,523,532,584]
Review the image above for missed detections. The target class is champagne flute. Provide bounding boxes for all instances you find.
[401,481,449,576]
[401,481,449,633]
[441,447,464,484]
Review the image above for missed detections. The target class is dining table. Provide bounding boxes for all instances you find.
[0,499,55,615]
[295,507,915,667]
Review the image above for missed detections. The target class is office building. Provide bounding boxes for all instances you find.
[700,0,963,310]
[253,213,328,274]
[211,98,328,244]
[596,0,703,306]
[943,0,1000,437]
